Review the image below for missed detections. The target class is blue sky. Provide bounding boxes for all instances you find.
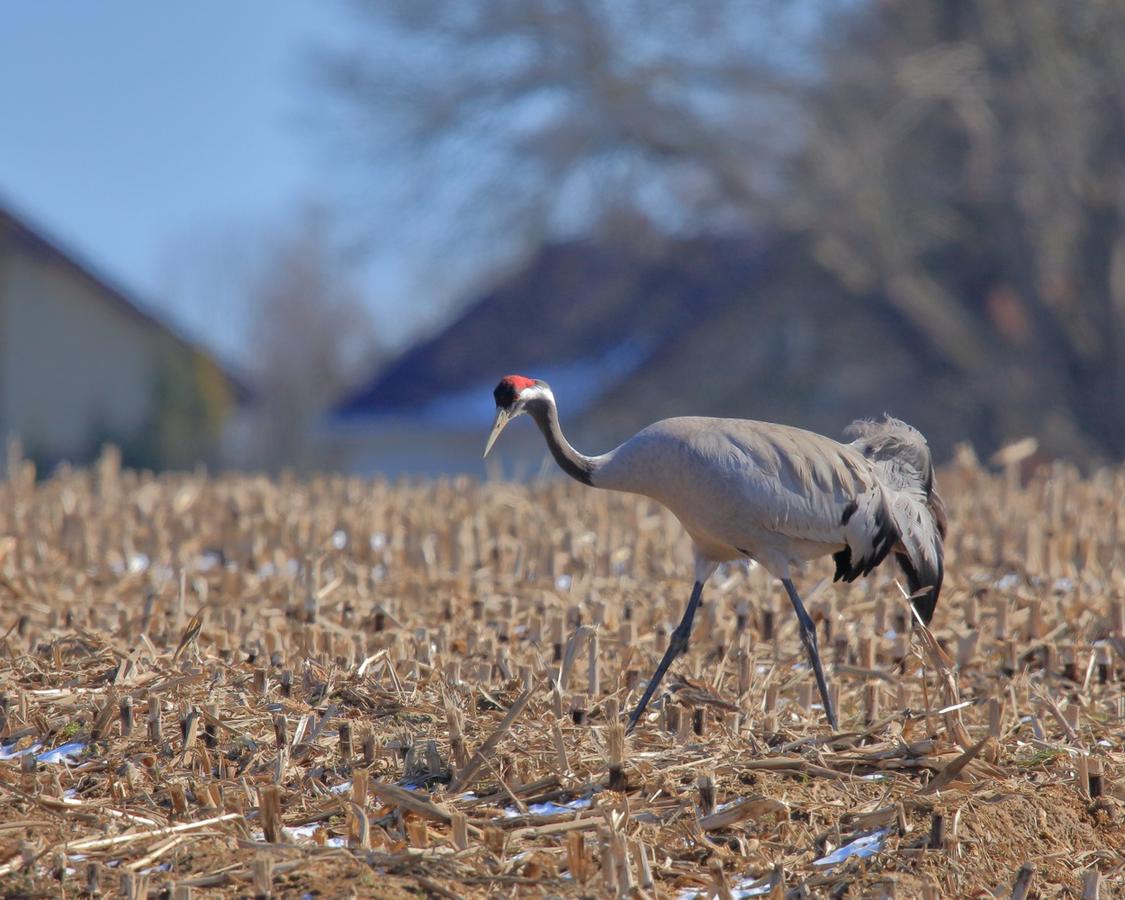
[0,2,394,358]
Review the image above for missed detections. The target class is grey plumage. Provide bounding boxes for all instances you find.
[592,416,944,623]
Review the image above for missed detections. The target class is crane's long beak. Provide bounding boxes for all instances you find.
[483,407,512,458]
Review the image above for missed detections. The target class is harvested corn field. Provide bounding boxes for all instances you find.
[0,446,1123,898]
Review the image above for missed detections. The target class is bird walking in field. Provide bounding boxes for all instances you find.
[484,375,946,732]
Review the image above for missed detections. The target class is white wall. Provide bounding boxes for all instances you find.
[0,250,158,459]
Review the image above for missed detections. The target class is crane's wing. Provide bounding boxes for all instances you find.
[662,420,900,579]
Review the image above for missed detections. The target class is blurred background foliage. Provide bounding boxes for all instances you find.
[312,0,1125,466]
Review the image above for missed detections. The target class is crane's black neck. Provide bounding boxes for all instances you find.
[524,397,597,487]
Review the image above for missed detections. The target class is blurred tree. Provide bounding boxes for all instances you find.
[245,207,381,470]
[316,0,1125,460]
[792,1,1125,459]
[312,1,821,265]
[159,207,381,471]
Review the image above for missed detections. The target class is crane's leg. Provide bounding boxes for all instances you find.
[782,578,838,731]
[626,580,704,733]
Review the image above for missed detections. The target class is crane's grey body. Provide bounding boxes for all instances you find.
[593,416,889,579]
[484,376,946,732]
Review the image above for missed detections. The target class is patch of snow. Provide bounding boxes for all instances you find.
[37,742,86,764]
[153,564,176,583]
[280,824,349,848]
[504,796,592,818]
[196,551,222,572]
[0,740,42,760]
[813,828,888,867]
[995,573,1020,591]
[678,874,773,899]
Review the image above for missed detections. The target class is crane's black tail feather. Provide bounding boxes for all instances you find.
[895,548,943,626]
[842,415,947,626]
[833,543,897,583]
[831,499,898,583]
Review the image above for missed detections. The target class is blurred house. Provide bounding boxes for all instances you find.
[328,236,754,475]
[330,232,992,478]
[0,202,246,471]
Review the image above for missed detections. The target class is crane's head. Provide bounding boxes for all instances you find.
[484,374,549,457]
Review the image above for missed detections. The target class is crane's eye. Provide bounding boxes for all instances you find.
[493,380,519,408]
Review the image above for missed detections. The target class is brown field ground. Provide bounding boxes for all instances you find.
[0,447,1122,898]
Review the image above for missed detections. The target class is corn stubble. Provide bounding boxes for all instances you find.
[0,444,1122,896]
